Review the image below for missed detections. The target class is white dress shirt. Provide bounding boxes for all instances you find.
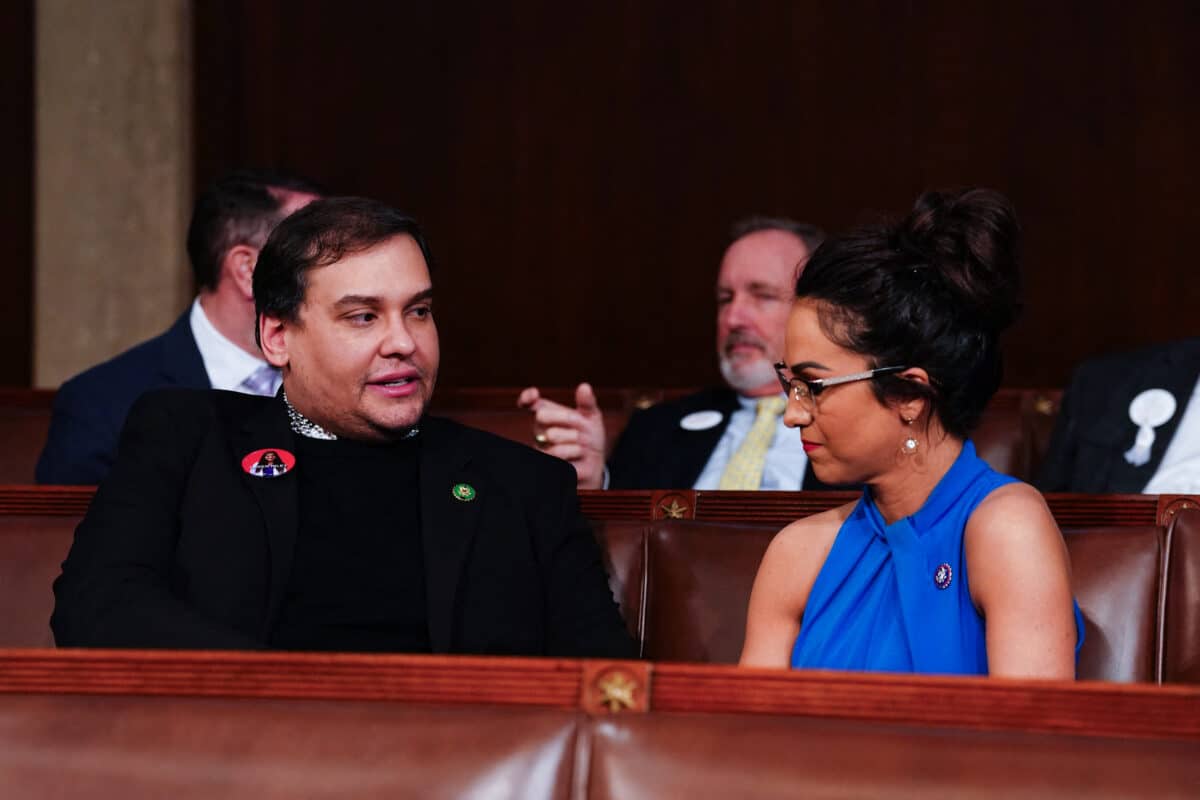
[188,298,281,395]
[1143,376,1200,494]
[692,393,809,490]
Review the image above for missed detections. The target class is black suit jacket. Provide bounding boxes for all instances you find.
[1036,338,1200,493]
[51,389,635,659]
[37,311,210,485]
[607,387,834,490]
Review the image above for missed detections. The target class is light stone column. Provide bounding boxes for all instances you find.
[35,0,192,387]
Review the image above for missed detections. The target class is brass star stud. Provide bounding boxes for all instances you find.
[595,670,639,712]
[659,498,688,519]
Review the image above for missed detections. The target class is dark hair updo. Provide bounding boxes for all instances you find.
[794,188,1021,438]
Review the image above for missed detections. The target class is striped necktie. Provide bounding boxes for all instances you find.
[237,364,280,397]
[718,395,787,490]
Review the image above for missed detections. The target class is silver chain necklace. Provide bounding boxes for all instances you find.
[282,390,338,440]
[281,390,420,441]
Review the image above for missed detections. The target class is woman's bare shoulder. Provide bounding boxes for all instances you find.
[968,481,1058,538]
[965,480,1069,603]
[768,501,857,563]
[964,480,1077,678]
[744,500,857,645]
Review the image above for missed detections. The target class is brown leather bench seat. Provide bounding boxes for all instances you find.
[0,513,77,648]
[0,389,53,484]
[2,691,1194,799]
[0,693,583,799]
[1164,506,1200,683]
[586,711,1198,799]
[597,519,1168,682]
[1,490,1195,684]
[0,649,1196,799]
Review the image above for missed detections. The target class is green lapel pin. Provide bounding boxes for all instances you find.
[452,482,477,502]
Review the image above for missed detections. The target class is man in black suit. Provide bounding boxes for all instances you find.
[36,170,320,485]
[52,197,635,658]
[1036,338,1200,494]
[519,217,832,490]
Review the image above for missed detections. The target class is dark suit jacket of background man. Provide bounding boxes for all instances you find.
[51,389,636,658]
[36,312,210,485]
[1036,338,1200,493]
[607,386,834,490]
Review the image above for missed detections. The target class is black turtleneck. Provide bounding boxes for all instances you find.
[270,432,430,653]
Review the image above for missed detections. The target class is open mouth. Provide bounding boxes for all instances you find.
[368,374,421,396]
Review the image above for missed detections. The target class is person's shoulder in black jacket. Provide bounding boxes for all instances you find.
[1036,338,1200,493]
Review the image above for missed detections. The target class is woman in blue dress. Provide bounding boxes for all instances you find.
[740,188,1082,678]
[250,450,288,477]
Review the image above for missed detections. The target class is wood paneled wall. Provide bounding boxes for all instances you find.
[199,2,1196,389]
[0,0,34,386]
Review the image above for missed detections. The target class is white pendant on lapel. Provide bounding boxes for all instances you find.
[1123,389,1177,467]
[242,448,296,477]
[680,410,723,431]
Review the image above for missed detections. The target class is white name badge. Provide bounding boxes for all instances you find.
[1124,388,1178,467]
[680,410,723,431]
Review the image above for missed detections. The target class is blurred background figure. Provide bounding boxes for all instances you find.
[35,169,320,484]
[519,217,829,491]
[1037,338,1200,494]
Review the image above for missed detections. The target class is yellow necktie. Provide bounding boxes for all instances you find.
[718,396,787,490]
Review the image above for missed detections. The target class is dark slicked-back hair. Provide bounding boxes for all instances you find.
[186,168,323,290]
[794,188,1021,438]
[729,216,825,253]
[253,197,433,346]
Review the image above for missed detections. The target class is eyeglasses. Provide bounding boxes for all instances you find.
[773,362,907,411]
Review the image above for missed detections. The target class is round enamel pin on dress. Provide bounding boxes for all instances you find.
[241,448,296,478]
[452,483,477,502]
[680,410,723,431]
[933,563,953,590]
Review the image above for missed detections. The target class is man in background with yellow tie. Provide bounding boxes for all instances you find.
[519,217,833,491]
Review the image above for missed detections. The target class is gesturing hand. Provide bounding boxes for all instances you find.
[517,382,607,489]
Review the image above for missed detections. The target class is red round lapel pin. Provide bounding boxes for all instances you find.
[242,448,295,478]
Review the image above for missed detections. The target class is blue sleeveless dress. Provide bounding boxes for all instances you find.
[790,441,1084,675]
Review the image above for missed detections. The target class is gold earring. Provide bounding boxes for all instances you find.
[901,417,918,455]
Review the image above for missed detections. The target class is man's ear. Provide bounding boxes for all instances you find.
[223,244,259,301]
[258,313,290,368]
[893,366,932,422]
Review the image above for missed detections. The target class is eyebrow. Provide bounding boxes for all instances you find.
[788,360,833,374]
[716,282,789,295]
[332,287,434,310]
[332,295,380,310]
